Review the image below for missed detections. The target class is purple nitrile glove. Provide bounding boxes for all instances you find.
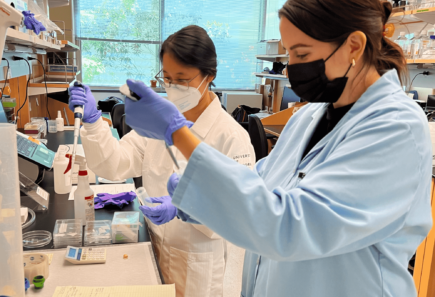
[167,173,180,197]
[22,11,46,35]
[94,191,136,210]
[124,79,190,146]
[68,84,102,124]
[139,196,177,225]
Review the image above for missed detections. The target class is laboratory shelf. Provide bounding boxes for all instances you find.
[47,40,80,53]
[256,54,289,62]
[6,28,62,51]
[32,37,61,50]
[5,28,34,46]
[254,73,288,80]
[407,59,435,64]
[389,7,435,24]
[28,83,69,96]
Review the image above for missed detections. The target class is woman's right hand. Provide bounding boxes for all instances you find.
[68,84,101,124]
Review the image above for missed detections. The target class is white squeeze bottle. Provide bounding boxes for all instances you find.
[53,147,72,194]
[65,155,95,225]
[56,110,64,132]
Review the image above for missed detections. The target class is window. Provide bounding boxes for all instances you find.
[75,0,285,89]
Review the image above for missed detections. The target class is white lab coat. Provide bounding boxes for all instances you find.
[80,94,256,297]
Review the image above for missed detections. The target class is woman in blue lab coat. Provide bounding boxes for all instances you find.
[123,0,433,296]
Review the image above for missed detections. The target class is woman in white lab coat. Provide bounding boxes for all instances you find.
[68,25,255,297]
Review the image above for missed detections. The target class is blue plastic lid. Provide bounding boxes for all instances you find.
[431,35,435,39]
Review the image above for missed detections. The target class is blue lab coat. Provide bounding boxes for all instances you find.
[172,69,433,297]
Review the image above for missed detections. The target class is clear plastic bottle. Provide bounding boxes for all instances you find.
[395,32,409,54]
[407,0,417,10]
[406,32,420,59]
[419,0,430,8]
[413,30,425,58]
[421,35,435,59]
[419,31,431,58]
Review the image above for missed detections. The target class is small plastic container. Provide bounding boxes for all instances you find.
[136,187,155,208]
[85,220,112,246]
[112,212,140,244]
[22,230,52,248]
[47,120,57,133]
[24,122,43,135]
[1,96,16,108]
[31,117,47,137]
[53,219,83,248]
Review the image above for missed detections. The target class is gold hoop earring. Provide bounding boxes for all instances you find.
[352,59,356,67]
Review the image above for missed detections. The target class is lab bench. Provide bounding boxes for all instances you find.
[21,129,165,283]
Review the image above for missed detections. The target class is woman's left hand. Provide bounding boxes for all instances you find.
[167,173,180,197]
[139,196,178,225]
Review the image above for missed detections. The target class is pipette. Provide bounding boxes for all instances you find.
[119,83,180,170]
[70,81,85,178]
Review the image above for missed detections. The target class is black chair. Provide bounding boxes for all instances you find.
[248,115,269,162]
[119,114,132,138]
[111,103,125,137]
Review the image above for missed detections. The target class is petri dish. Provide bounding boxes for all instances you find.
[22,230,52,248]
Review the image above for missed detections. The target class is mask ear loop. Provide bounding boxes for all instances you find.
[325,40,352,78]
[324,39,348,62]
[198,75,209,99]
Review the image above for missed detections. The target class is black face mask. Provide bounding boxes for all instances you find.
[287,44,352,104]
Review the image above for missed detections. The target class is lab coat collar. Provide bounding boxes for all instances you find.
[190,92,221,139]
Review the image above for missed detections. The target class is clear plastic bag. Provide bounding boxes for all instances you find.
[28,0,64,34]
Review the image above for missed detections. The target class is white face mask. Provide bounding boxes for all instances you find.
[165,76,209,113]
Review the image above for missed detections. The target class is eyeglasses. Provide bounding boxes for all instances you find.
[154,69,201,90]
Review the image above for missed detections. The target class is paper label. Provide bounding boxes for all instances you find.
[85,195,95,222]
[36,187,49,201]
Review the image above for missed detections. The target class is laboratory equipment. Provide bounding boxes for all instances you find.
[47,120,57,133]
[420,36,435,59]
[53,219,83,248]
[0,123,25,296]
[22,230,52,248]
[70,81,86,176]
[17,131,55,170]
[120,83,180,170]
[419,0,434,8]
[31,117,47,137]
[23,253,50,283]
[406,32,420,59]
[56,110,64,132]
[84,220,112,246]
[1,96,16,123]
[419,31,431,58]
[65,246,107,264]
[0,0,23,61]
[394,32,408,53]
[33,276,45,289]
[136,187,153,207]
[64,155,94,225]
[24,122,43,136]
[21,207,36,229]
[19,172,50,210]
[53,146,72,194]
[0,98,8,123]
[112,211,141,243]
